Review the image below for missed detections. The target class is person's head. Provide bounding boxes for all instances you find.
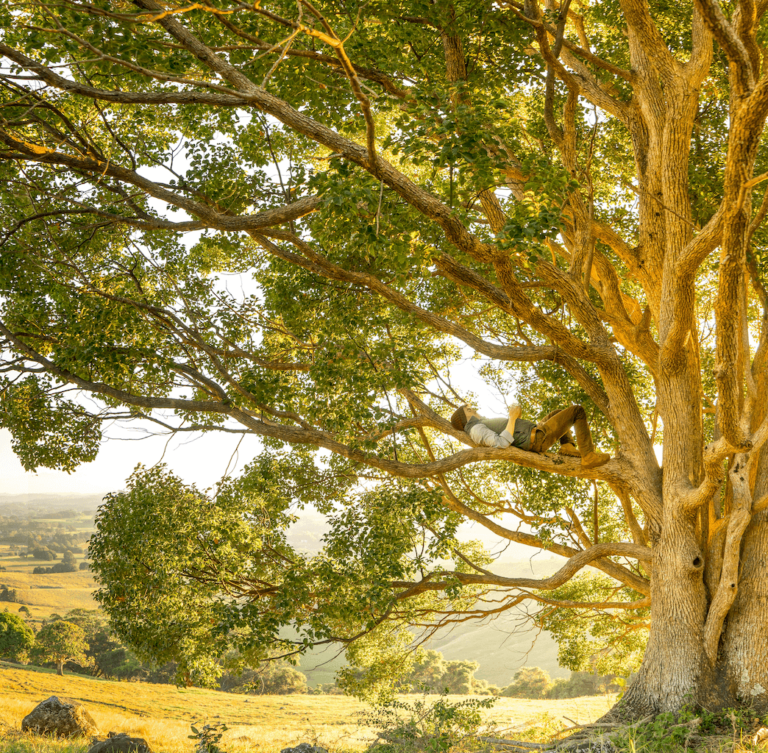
[450,404,477,432]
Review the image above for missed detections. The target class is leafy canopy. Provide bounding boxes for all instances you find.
[3,0,764,705]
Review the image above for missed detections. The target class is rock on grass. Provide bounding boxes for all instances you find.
[21,696,99,738]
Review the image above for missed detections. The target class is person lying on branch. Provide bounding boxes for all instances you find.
[450,403,611,470]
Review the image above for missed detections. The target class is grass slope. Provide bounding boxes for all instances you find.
[0,664,616,753]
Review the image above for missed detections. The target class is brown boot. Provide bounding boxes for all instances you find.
[559,442,581,458]
[581,451,611,469]
[571,406,610,468]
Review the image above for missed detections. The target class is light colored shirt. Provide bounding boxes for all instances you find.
[466,416,535,450]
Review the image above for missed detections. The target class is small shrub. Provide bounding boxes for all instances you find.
[363,691,496,753]
[190,722,229,753]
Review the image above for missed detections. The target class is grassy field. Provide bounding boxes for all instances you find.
[0,558,97,628]
[0,510,97,628]
[0,664,616,753]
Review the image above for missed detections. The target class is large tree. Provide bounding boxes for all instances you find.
[33,620,90,676]
[2,0,768,717]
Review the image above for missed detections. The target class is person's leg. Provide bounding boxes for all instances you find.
[531,406,583,453]
[539,408,581,450]
[539,409,576,450]
[530,405,610,468]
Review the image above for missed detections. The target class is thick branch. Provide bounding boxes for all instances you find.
[393,542,651,596]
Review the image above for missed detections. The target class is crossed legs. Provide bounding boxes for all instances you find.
[529,405,610,469]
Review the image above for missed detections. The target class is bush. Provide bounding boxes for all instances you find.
[190,722,228,753]
[363,691,496,753]
[500,667,553,699]
[79,561,90,570]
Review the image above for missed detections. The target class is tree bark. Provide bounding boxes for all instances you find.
[619,510,711,714]
[721,509,768,712]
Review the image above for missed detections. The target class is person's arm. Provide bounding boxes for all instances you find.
[468,405,521,448]
[506,404,522,434]
[468,421,508,447]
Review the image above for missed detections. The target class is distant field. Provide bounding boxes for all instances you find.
[0,664,616,753]
[0,553,97,626]
[0,509,97,624]
[0,527,567,688]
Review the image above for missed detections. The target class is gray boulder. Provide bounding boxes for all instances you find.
[280,745,328,753]
[22,696,99,738]
[88,732,153,753]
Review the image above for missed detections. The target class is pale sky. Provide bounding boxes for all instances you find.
[0,425,263,496]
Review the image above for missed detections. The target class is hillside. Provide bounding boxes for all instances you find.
[0,663,616,753]
[0,496,567,688]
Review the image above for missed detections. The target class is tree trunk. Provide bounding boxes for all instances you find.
[56,660,64,676]
[619,510,711,715]
[721,509,768,712]
[617,505,768,717]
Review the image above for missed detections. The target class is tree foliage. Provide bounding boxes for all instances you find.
[0,611,35,662]
[403,650,497,696]
[500,667,553,699]
[218,661,309,694]
[33,620,90,675]
[3,0,768,716]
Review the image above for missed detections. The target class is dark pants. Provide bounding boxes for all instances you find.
[528,405,596,457]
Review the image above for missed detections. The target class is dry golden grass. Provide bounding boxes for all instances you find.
[0,549,97,621]
[0,665,617,753]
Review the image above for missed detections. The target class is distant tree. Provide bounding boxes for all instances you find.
[400,650,492,695]
[32,563,76,574]
[18,606,30,617]
[257,663,308,694]
[30,547,56,561]
[0,611,35,662]
[501,667,554,699]
[94,646,145,679]
[62,551,76,565]
[407,650,448,691]
[311,683,344,695]
[441,660,482,695]
[219,662,308,695]
[33,620,89,676]
[0,585,19,603]
[56,608,157,681]
[79,561,90,571]
[545,671,619,699]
